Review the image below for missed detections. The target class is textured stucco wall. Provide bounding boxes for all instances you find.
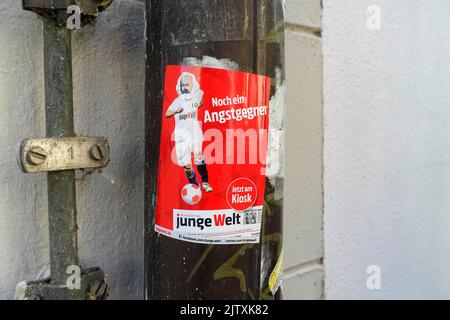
[283,0,324,300]
[323,0,450,299]
[0,0,145,299]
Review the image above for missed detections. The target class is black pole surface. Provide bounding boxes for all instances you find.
[145,0,285,300]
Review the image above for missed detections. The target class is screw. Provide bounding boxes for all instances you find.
[26,147,47,166]
[26,293,42,300]
[89,144,104,161]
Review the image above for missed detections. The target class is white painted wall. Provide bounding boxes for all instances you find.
[0,0,145,299]
[0,0,321,300]
[323,0,450,299]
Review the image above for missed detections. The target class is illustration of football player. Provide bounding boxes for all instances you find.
[165,72,213,193]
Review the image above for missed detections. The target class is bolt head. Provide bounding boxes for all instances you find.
[89,144,104,161]
[26,147,48,166]
[86,279,109,300]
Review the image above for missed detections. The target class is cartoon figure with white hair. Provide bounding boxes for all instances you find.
[165,72,213,193]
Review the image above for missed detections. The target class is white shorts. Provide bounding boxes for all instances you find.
[175,135,204,167]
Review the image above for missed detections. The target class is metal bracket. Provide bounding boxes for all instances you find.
[23,0,72,11]
[20,137,109,173]
[23,0,113,17]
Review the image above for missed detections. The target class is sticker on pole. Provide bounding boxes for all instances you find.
[154,65,271,244]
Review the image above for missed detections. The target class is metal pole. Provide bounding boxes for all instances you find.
[43,12,79,288]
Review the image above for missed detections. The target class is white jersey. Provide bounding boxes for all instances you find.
[168,91,204,143]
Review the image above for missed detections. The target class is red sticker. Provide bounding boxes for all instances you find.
[154,65,271,244]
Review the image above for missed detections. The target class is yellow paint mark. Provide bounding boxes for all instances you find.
[268,249,283,295]
[213,244,253,293]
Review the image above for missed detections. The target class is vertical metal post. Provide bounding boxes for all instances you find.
[43,12,79,288]
[18,0,113,301]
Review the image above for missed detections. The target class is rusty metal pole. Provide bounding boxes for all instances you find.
[145,0,285,300]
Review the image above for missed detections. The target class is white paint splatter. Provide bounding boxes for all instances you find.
[266,68,286,186]
[182,56,239,71]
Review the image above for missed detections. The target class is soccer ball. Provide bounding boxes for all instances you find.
[181,184,202,205]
